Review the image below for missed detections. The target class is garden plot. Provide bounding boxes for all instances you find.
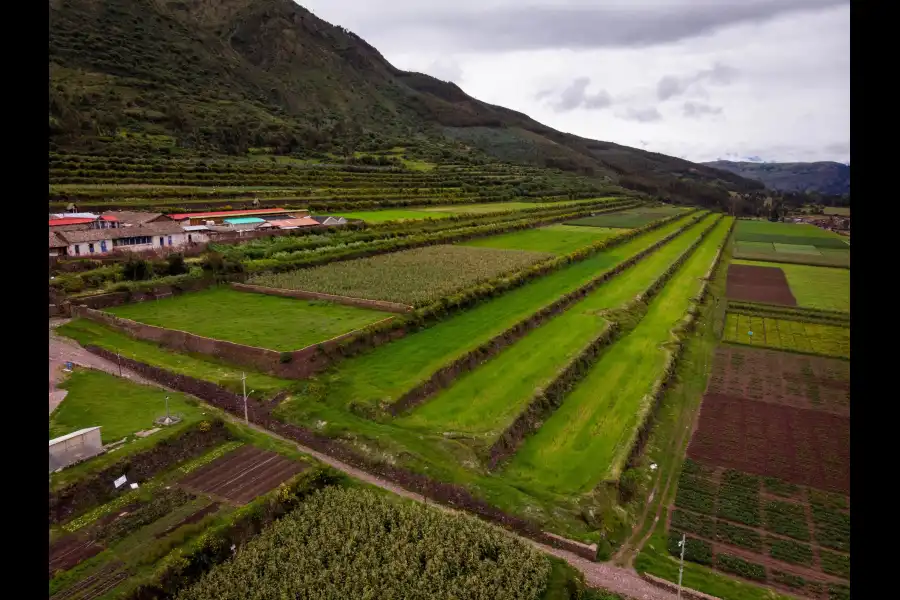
[108,287,391,352]
[179,445,307,504]
[733,260,850,312]
[725,264,797,306]
[723,313,850,359]
[687,394,849,494]
[248,245,552,306]
[706,346,849,415]
[734,220,849,248]
[501,217,732,494]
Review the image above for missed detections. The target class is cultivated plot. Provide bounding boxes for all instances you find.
[108,287,391,351]
[726,264,797,306]
[734,220,848,246]
[733,260,849,312]
[248,245,552,306]
[459,224,623,255]
[568,205,687,229]
[723,313,850,359]
[502,217,733,493]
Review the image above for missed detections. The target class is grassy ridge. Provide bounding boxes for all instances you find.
[503,217,733,495]
[398,215,718,443]
[278,214,702,415]
[108,287,392,351]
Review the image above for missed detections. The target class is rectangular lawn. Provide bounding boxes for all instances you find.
[248,245,553,306]
[459,224,623,255]
[501,217,733,494]
[398,215,718,441]
[50,369,203,443]
[108,287,392,351]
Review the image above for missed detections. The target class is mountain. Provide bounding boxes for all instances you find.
[49,0,765,207]
[702,160,850,196]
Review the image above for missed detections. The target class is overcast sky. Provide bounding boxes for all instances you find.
[298,0,849,164]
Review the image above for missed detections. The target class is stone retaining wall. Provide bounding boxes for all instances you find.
[231,283,413,314]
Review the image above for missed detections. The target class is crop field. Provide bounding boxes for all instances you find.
[50,369,204,443]
[176,487,553,600]
[823,207,850,216]
[723,313,850,359]
[108,287,393,351]
[459,223,624,255]
[568,205,688,228]
[726,264,797,306]
[323,200,615,222]
[732,242,850,268]
[247,245,552,306]
[502,217,733,493]
[734,220,850,249]
[732,260,849,312]
[398,216,717,444]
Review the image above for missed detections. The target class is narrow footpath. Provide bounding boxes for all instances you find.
[47,321,680,600]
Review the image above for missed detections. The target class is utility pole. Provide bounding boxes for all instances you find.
[677,532,686,600]
[165,396,170,422]
[242,372,248,424]
[116,349,122,377]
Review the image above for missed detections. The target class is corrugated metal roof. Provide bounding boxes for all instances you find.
[49,217,96,226]
[50,213,98,220]
[102,211,166,224]
[268,217,322,228]
[169,208,289,220]
[182,225,211,231]
[224,217,266,224]
[50,427,102,447]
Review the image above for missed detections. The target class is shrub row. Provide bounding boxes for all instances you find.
[811,505,850,552]
[768,538,814,567]
[717,470,762,528]
[764,500,811,541]
[50,420,233,525]
[84,347,600,563]
[716,521,762,551]
[673,472,717,515]
[715,553,767,582]
[671,509,715,539]
[666,532,712,566]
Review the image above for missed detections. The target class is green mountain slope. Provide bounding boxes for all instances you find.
[49,0,764,207]
[702,160,850,195]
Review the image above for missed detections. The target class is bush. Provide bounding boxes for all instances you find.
[123,256,153,281]
[618,469,640,503]
[166,253,188,275]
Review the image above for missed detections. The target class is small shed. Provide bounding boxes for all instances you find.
[49,427,103,472]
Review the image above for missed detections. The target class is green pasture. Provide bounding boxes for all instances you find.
[502,217,733,494]
[734,220,849,249]
[460,224,623,255]
[400,215,717,444]
[276,213,702,418]
[50,369,203,443]
[333,209,455,223]
[108,287,392,351]
[567,206,687,229]
[732,259,849,312]
[329,198,612,223]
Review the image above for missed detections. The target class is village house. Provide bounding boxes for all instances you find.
[56,221,189,257]
[311,215,348,226]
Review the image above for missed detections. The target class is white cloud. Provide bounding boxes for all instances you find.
[298,0,850,163]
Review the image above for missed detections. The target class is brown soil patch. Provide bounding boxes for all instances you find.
[706,346,849,415]
[726,265,797,306]
[154,502,221,539]
[687,394,849,494]
[179,446,307,504]
[49,535,104,574]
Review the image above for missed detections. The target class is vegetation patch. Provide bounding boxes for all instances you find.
[723,313,850,359]
[568,206,687,228]
[732,259,850,312]
[715,553,767,582]
[460,223,622,255]
[768,538,814,567]
[716,521,762,552]
[764,500,810,541]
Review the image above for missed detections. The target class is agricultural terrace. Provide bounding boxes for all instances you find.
[733,219,850,268]
[733,260,849,312]
[330,198,612,223]
[276,212,702,420]
[176,487,552,600]
[108,287,393,351]
[398,215,719,446]
[723,313,850,359]
[50,369,203,444]
[568,205,688,229]
[503,217,733,493]
[247,245,553,306]
[460,224,623,255]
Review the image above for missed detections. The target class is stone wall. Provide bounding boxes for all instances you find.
[231,283,413,314]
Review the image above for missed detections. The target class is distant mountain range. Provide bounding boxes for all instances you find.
[702,160,850,196]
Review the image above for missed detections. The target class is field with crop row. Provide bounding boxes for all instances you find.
[723,313,850,359]
[460,224,623,255]
[108,287,393,351]
[246,245,554,306]
[732,260,850,312]
[397,215,717,450]
[501,217,733,493]
[734,220,850,250]
[567,205,688,228]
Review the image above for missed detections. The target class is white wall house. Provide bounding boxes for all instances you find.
[58,222,190,257]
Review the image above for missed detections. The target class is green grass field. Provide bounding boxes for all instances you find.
[567,206,687,229]
[277,213,704,420]
[332,209,456,222]
[502,217,733,494]
[823,207,850,216]
[50,369,204,443]
[56,319,292,399]
[399,215,717,443]
[249,245,552,306]
[108,287,392,351]
[723,313,849,359]
[734,220,849,249]
[329,199,611,223]
[459,224,623,255]
[733,260,849,312]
